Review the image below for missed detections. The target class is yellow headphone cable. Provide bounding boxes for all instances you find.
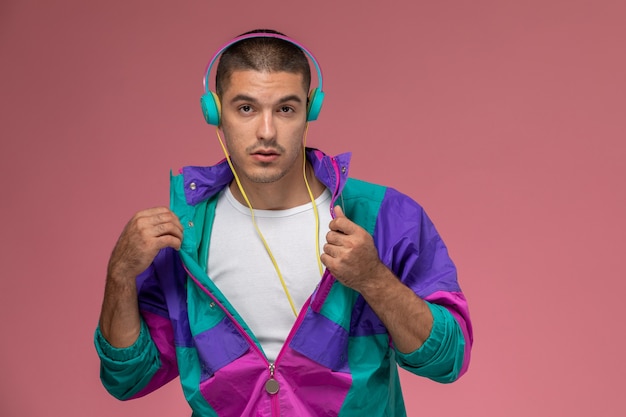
[215,124,324,317]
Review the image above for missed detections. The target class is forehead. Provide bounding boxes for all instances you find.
[221,70,308,98]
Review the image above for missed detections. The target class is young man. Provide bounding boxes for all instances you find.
[95,30,473,416]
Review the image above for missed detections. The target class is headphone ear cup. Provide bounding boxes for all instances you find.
[200,91,221,125]
[306,88,324,121]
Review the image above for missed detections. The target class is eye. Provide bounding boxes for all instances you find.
[279,106,294,113]
[239,105,253,113]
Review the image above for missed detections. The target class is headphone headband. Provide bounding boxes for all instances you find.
[200,32,325,125]
[202,33,324,94]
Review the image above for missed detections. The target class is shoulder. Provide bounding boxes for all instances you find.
[342,177,424,234]
[343,177,423,214]
[343,177,386,199]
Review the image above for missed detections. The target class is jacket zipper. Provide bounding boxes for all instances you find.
[184,262,313,416]
[267,363,280,416]
[267,296,313,416]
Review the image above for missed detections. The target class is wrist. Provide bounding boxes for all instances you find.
[107,261,139,285]
[357,262,396,298]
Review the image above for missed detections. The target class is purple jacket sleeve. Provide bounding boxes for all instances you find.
[375,188,473,381]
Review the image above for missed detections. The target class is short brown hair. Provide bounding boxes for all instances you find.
[215,29,311,97]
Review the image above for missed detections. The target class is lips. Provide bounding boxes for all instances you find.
[251,149,280,162]
[253,149,279,156]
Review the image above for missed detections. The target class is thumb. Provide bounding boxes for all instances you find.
[333,205,346,219]
[331,205,358,235]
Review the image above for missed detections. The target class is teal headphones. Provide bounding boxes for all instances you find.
[200,32,325,126]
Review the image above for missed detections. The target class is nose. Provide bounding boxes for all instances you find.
[256,109,277,141]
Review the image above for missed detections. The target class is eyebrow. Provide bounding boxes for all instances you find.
[229,94,304,105]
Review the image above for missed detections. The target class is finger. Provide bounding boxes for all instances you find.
[329,210,357,235]
[332,205,346,219]
[156,234,183,251]
[149,209,182,229]
[134,210,183,237]
[327,229,351,247]
[320,252,333,268]
[320,251,339,269]
[138,206,173,220]
[152,221,184,240]
[155,213,184,235]
[323,242,336,258]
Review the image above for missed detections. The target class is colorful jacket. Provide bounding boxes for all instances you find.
[95,149,473,416]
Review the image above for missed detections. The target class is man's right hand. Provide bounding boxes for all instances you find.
[99,207,183,348]
[108,207,184,282]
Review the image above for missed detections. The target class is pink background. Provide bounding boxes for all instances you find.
[1,0,624,416]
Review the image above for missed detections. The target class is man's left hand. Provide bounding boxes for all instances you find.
[321,205,387,293]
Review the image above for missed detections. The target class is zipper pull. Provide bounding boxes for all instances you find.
[265,363,279,395]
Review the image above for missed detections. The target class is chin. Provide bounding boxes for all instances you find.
[245,170,286,184]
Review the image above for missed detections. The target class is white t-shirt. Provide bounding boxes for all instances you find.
[208,186,332,361]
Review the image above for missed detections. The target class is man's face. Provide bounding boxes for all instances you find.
[220,70,309,186]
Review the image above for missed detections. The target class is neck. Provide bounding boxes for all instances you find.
[229,161,325,210]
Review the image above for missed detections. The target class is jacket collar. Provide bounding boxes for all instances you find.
[180,148,352,207]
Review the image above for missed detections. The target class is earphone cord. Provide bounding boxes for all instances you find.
[301,123,325,277]
[215,125,323,317]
